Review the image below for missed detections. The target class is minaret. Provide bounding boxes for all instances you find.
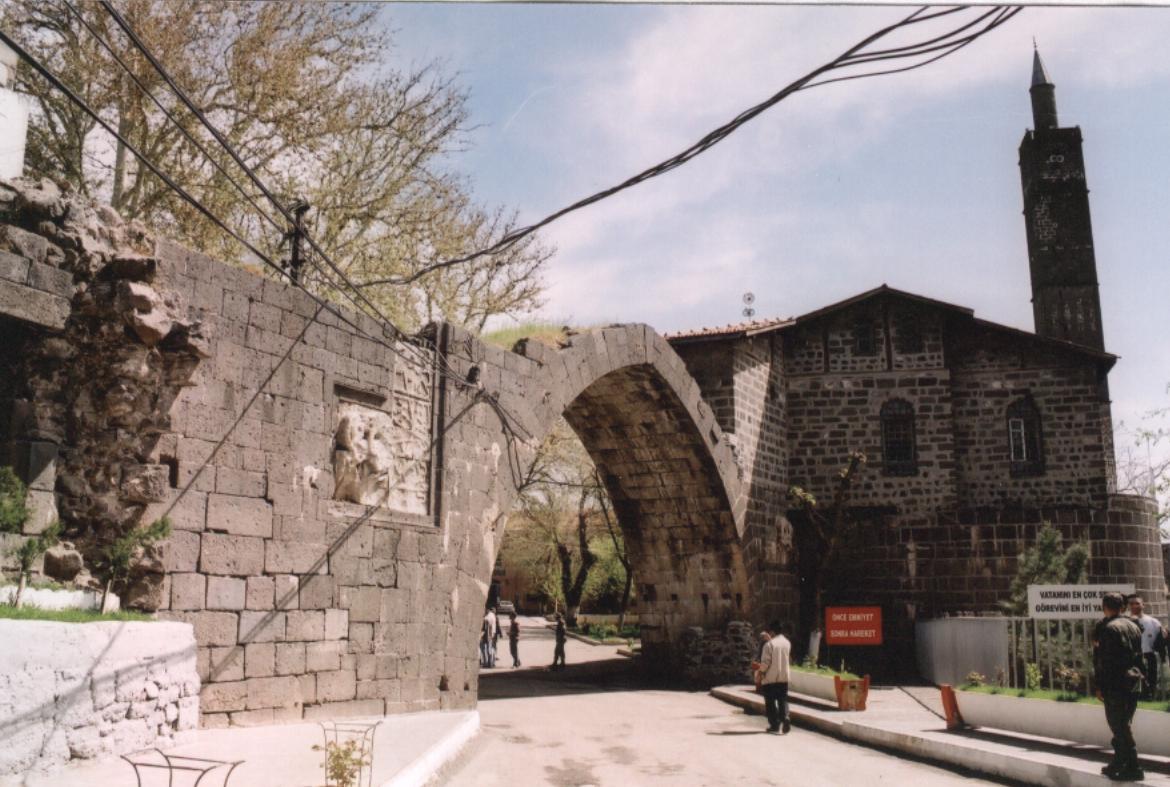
[1019,47,1105,350]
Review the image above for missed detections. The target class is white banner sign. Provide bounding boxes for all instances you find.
[1026,584,1135,620]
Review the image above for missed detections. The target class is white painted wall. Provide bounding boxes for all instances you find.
[0,620,199,778]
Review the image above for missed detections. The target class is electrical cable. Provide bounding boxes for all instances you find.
[356,5,1022,289]
[0,28,443,382]
[94,0,475,388]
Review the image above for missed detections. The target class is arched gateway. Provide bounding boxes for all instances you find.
[437,323,751,677]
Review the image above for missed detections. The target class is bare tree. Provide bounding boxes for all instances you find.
[788,450,866,663]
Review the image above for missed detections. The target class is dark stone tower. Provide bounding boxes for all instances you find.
[1019,48,1105,350]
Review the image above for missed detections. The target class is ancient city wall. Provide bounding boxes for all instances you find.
[0,180,760,725]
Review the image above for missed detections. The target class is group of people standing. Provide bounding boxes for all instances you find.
[479,608,570,671]
[1094,592,1167,782]
[480,606,521,669]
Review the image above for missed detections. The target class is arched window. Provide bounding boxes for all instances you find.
[1007,395,1044,476]
[881,399,917,476]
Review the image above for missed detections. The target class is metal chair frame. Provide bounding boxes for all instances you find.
[120,748,243,787]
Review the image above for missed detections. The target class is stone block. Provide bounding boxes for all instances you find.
[275,643,306,676]
[265,541,327,574]
[285,610,325,641]
[187,612,238,647]
[298,575,333,609]
[199,533,264,576]
[0,250,30,283]
[239,610,285,643]
[298,673,317,705]
[201,680,247,713]
[0,279,70,329]
[245,675,302,710]
[324,609,349,640]
[159,530,201,573]
[342,586,381,623]
[306,641,342,672]
[206,576,246,610]
[315,669,357,703]
[274,574,300,609]
[245,643,275,678]
[302,699,384,721]
[215,467,268,498]
[245,576,274,610]
[206,494,272,538]
[208,646,244,682]
[170,573,206,611]
[266,482,304,517]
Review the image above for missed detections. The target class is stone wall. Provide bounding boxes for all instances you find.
[0,620,199,778]
[949,322,1113,508]
[0,179,756,720]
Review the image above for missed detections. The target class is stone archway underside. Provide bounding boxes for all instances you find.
[564,364,751,650]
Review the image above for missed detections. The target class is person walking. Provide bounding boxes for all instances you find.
[508,612,521,668]
[1127,595,1161,699]
[1095,591,1145,781]
[751,621,791,734]
[551,613,567,670]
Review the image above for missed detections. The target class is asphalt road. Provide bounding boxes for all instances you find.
[438,617,1000,786]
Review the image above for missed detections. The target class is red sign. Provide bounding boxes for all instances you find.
[825,606,882,645]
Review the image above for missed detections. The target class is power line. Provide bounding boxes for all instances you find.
[58,0,284,238]
[0,28,453,390]
[357,5,1021,290]
[97,1,416,349]
[92,0,474,388]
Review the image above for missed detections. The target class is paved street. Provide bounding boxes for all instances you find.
[440,618,1000,786]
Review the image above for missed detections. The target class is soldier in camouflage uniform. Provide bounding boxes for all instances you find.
[1094,591,1145,781]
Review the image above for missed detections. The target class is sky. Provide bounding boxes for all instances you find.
[379,4,1170,476]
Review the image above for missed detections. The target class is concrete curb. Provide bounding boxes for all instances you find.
[545,623,635,648]
[382,711,480,787]
[710,687,1124,787]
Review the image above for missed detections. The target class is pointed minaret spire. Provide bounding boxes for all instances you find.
[1029,45,1058,129]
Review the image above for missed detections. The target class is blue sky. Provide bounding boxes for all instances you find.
[382,4,1170,472]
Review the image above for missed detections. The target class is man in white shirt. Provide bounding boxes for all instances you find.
[1127,595,1163,699]
[751,621,792,734]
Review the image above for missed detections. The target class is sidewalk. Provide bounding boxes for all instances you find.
[712,684,1170,787]
[3,710,478,787]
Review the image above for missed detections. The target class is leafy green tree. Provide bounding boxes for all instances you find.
[1001,522,1089,615]
[94,517,171,612]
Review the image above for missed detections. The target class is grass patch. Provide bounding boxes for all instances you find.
[574,622,640,642]
[482,322,571,350]
[0,605,152,623]
[960,683,1170,713]
[792,663,861,681]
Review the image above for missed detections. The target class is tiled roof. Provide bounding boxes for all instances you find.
[665,317,792,342]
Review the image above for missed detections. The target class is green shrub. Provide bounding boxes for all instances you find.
[1024,662,1043,692]
[0,467,29,534]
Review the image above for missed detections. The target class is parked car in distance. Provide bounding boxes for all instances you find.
[497,600,516,617]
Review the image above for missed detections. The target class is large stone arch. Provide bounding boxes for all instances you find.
[440,323,750,674]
